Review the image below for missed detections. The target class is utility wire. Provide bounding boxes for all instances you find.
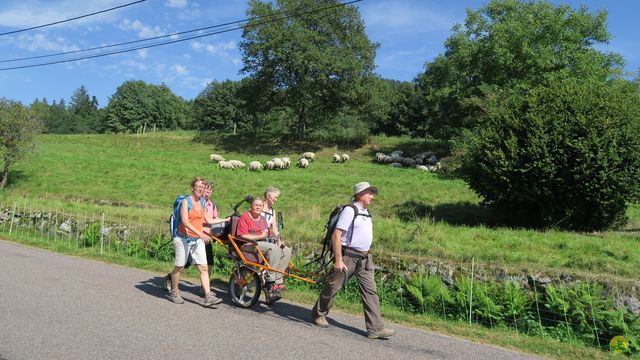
[0,1,301,64]
[0,0,362,71]
[0,0,146,36]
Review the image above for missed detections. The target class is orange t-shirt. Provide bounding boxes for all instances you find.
[178,198,205,238]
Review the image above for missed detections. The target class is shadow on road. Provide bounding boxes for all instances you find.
[135,276,367,337]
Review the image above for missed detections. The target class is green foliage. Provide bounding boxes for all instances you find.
[415,0,622,139]
[240,0,378,139]
[306,114,371,147]
[82,223,101,247]
[192,80,248,132]
[0,99,44,188]
[497,281,532,329]
[124,238,144,257]
[456,78,640,230]
[103,81,187,133]
[405,273,453,317]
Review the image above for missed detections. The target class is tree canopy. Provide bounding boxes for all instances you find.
[239,0,378,139]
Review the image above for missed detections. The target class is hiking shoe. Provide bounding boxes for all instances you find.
[203,292,223,307]
[367,328,395,339]
[314,316,329,328]
[273,283,287,292]
[162,274,172,292]
[169,290,184,304]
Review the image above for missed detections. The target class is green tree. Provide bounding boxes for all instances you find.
[69,85,100,133]
[192,80,246,133]
[239,0,378,139]
[0,99,44,188]
[457,77,640,230]
[104,81,187,133]
[415,0,622,139]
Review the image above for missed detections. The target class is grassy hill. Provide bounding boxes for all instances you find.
[2,131,639,283]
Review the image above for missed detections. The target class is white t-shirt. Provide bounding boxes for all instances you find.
[261,206,275,227]
[335,202,372,251]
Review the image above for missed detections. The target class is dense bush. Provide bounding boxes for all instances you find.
[456,78,640,230]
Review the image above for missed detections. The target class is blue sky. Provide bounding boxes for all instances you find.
[0,0,638,107]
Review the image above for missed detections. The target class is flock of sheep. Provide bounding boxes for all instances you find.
[209,150,440,172]
[210,152,332,171]
[374,150,442,172]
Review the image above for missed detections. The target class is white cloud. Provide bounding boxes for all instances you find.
[361,1,453,34]
[173,63,188,75]
[191,40,236,55]
[165,0,188,9]
[117,18,165,38]
[137,49,148,59]
[15,33,80,52]
[0,1,124,28]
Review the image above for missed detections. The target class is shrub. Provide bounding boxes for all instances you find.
[82,223,101,247]
[456,78,640,230]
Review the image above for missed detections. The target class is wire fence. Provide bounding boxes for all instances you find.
[0,200,637,355]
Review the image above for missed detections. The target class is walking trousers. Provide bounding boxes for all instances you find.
[312,252,384,334]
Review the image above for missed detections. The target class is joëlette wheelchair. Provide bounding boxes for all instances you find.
[207,195,330,308]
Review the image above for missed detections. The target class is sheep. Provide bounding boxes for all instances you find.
[402,158,416,167]
[273,159,285,170]
[209,154,225,163]
[219,161,234,170]
[340,154,350,163]
[425,155,439,166]
[375,152,386,163]
[297,158,309,168]
[332,154,341,163]
[264,160,275,170]
[271,157,282,163]
[301,152,315,161]
[248,161,263,171]
[383,155,395,164]
[281,157,291,169]
[228,160,246,169]
[426,163,442,172]
[413,157,424,166]
[390,162,404,168]
[390,150,403,156]
[416,165,429,171]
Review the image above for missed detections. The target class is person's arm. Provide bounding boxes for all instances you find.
[180,199,211,242]
[204,204,230,225]
[332,228,347,272]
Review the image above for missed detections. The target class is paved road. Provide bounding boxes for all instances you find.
[0,240,544,360]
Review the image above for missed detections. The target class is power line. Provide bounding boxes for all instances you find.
[0,0,363,71]
[0,0,146,36]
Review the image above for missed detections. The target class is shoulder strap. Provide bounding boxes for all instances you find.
[346,204,358,246]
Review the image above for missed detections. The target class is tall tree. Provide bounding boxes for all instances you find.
[0,99,44,188]
[239,0,378,139]
[70,85,100,133]
[192,80,245,133]
[415,0,623,139]
[104,81,187,133]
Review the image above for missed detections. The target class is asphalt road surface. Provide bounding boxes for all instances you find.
[0,240,544,360]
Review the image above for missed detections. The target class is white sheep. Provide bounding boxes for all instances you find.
[297,158,309,168]
[229,160,246,169]
[340,154,350,163]
[281,157,291,169]
[375,152,386,163]
[301,152,315,161]
[209,154,225,163]
[273,159,285,170]
[264,161,275,170]
[416,165,429,171]
[332,154,341,163]
[248,161,263,171]
[271,157,282,163]
[219,161,234,170]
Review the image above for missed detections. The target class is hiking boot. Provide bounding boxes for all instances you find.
[367,328,395,339]
[162,274,172,292]
[169,290,184,304]
[203,292,223,307]
[273,283,287,292]
[314,316,329,328]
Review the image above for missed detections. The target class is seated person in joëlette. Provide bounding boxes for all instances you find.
[235,197,292,293]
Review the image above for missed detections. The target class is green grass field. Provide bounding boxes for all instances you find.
[2,131,639,284]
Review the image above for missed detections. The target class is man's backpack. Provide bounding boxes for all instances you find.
[169,195,206,238]
[323,204,372,250]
